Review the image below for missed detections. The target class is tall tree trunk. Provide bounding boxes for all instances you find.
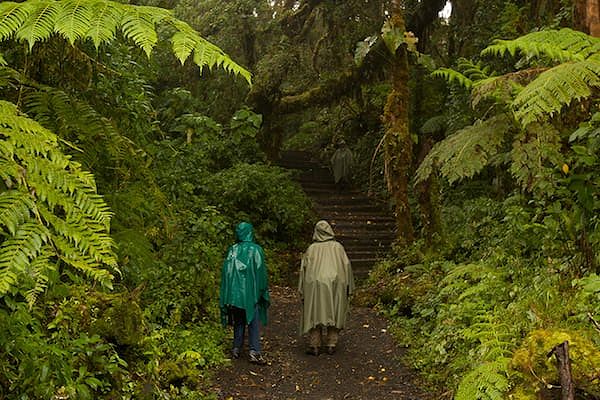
[383,1,414,244]
[574,0,600,37]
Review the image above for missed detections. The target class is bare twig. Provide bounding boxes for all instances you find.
[588,312,600,333]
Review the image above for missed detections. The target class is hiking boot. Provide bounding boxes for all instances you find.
[305,346,319,356]
[249,350,267,365]
[231,347,240,359]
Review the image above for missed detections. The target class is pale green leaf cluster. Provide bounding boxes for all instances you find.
[0,0,251,83]
[415,115,512,185]
[455,359,511,400]
[0,100,116,304]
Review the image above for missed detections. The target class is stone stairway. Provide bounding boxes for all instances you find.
[278,150,396,281]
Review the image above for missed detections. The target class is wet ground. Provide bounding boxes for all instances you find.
[212,286,430,400]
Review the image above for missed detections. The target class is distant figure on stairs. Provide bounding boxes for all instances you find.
[299,220,355,356]
[330,139,354,191]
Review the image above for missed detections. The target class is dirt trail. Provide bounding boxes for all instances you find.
[212,286,428,400]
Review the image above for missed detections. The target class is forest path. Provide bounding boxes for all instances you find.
[212,286,428,400]
[211,151,428,399]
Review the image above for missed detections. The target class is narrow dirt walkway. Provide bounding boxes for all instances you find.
[212,286,428,400]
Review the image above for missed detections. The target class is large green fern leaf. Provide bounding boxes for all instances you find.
[512,59,600,125]
[54,0,94,45]
[0,2,36,41]
[15,1,61,49]
[455,359,511,400]
[415,114,513,185]
[0,99,116,297]
[482,28,600,62]
[0,0,251,83]
[84,0,120,49]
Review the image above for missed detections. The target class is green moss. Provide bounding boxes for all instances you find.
[511,329,600,397]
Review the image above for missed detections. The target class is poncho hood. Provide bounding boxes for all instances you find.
[313,220,335,242]
[236,221,254,242]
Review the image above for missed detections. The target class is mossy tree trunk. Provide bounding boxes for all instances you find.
[383,1,414,245]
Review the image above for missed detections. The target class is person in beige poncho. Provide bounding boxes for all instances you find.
[299,220,354,355]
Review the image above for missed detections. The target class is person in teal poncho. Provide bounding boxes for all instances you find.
[219,222,270,365]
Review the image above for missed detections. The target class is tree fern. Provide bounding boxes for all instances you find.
[415,114,513,185]
[0,0,251,83]
[482,29,600,126]
[482,28,600,62]
[512,58,600,125]
[0,99,116,302]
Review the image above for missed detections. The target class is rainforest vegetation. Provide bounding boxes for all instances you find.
[0,0,599,399]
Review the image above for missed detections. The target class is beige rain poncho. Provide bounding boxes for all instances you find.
[299,220,355,335]
[330,144,354,184]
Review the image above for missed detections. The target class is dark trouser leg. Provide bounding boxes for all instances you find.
[247,305,261,353]
[232,307,246,350]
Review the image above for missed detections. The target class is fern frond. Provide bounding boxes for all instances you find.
[121,5,167,57]
[15,1,61,49]
[0,222,51,294]
[0,0,251,83]
[24,89,136,161]
[432,67,473,89]
[0,99,116,297]
[415,114,513,185]
[54,0,94,45]
[512,59,600,126]
[455,359,511,400]
[0,2,36,41]
[24,246,54,306]
[0,191,35,235]
[510,123,562,191]
[84,0,120,49]
[482,28,600,62]
[52,235,114,288]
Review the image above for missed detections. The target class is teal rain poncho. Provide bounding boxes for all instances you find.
[219,222,270,326]
[299,220,354,335]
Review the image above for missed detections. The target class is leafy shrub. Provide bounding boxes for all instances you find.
[201,162,313,245]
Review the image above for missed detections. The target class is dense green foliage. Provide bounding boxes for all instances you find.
[1,0,599,398]
[368,9,600,400]
[0,0,313,398]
